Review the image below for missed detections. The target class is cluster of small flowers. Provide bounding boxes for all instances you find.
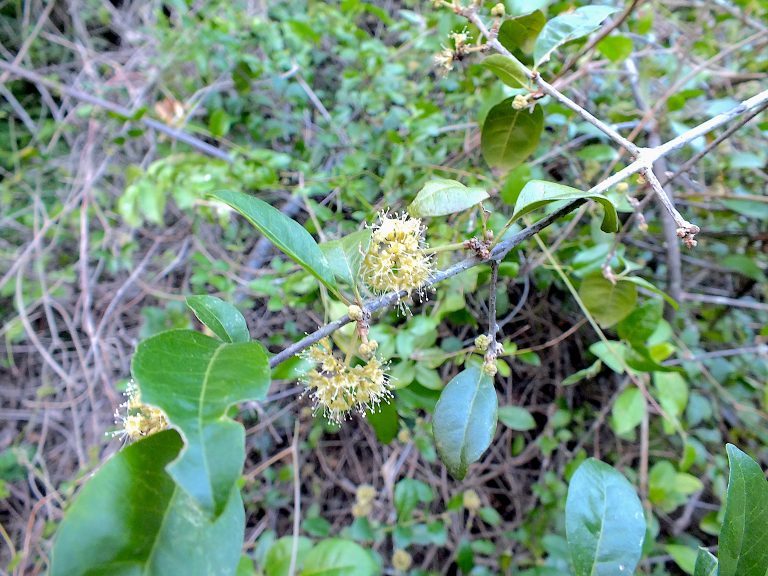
[302,339,392,424]
[112,380,168,440]
[352,484,377,518]
[361,212,433,300]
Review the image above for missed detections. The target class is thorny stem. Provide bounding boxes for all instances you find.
[268,88,768,368]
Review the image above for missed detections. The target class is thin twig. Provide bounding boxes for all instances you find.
[0,59,233,162]
[486,260,500,360]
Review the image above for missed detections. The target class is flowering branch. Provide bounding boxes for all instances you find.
[269,88,768,369]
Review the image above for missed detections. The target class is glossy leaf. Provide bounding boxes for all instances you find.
[132,330,270,517]
[693,548,718,576]
[512,180,619,232]
[433,367,498,480]
[300,539,379,576]
[566,458,646,576]
[210,189,337,292]
[320,229,371,285]
[534,6,620,68]
[498,10,546,53]
[579,275,637,327]
[51,430,244,576]
[481,100,543,171]
[481,54,530,89]
[498,405,536,431]
[408,177,489,218]
[719,444,768,576]
[186,295,250,343]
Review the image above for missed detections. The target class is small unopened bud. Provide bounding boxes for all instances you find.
[397,428,411,443]
[358,342,371,356]
[482,360,498,377]
[348,304,364,321]
[474,334,490,352]
[491,3,505,17]
[636,174,646,185]
[392,549,413,572]
[512,94,529,110]
[616,182,629,193]
[463,489,482,511]
[368,339,379,351]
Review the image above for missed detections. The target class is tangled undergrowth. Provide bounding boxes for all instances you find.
[1,0,767,574]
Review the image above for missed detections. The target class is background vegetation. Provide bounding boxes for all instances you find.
[1,0,767,574]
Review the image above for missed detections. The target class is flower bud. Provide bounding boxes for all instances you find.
[491,3,505,17]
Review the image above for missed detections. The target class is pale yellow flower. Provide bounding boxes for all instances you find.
[361,212,433,301]
[112,380,168,440]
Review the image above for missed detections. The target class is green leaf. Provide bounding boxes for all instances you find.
[51,431,244,576]
[132,330,270,517]
[512,180,619,232]
[394,478,434,519]
[481,54,530,89]
[481,100,543,171]
[579,275,638,327]
[618,300,663,348]
[408,177,489,217]
[300,539,379,576]
[498,405,536,431]
[561,360,602,386]
[498,10,547,53]
[597,35,634,63]
[589,341,630,374]
[565,458,646,576]
[320,229,372,286]
[693,548,718,576]
[620,276,678,309]
[719,444,768,576]
[433,367,498,480]
[366,400,398,444]
[611,387,646,436]
[186,295,250,343]
[210,190,337,292]
[666,544,698,575]
[722,254,767,282]
[534,6,620,68]
[209,109,231,137]
[265,536,314,576]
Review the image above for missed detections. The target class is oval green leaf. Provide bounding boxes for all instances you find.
[408,177,489,217]
[320,229,371,285]
[186,295,250,343]
[498,10,546,54]
[498,405,536,431]
[565,458,646,576]
[719,444,768,576]
[579,275,637,328]
[433,367,498,480]
[481,54,530,89]
[300,539,379,576]
[51,430,244,576]
[610,387,646,436]
[210,190,337,292]
[481,100,543,172]
[512,180,619,232]
[534,6,620,68]
[132,329,270,517]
